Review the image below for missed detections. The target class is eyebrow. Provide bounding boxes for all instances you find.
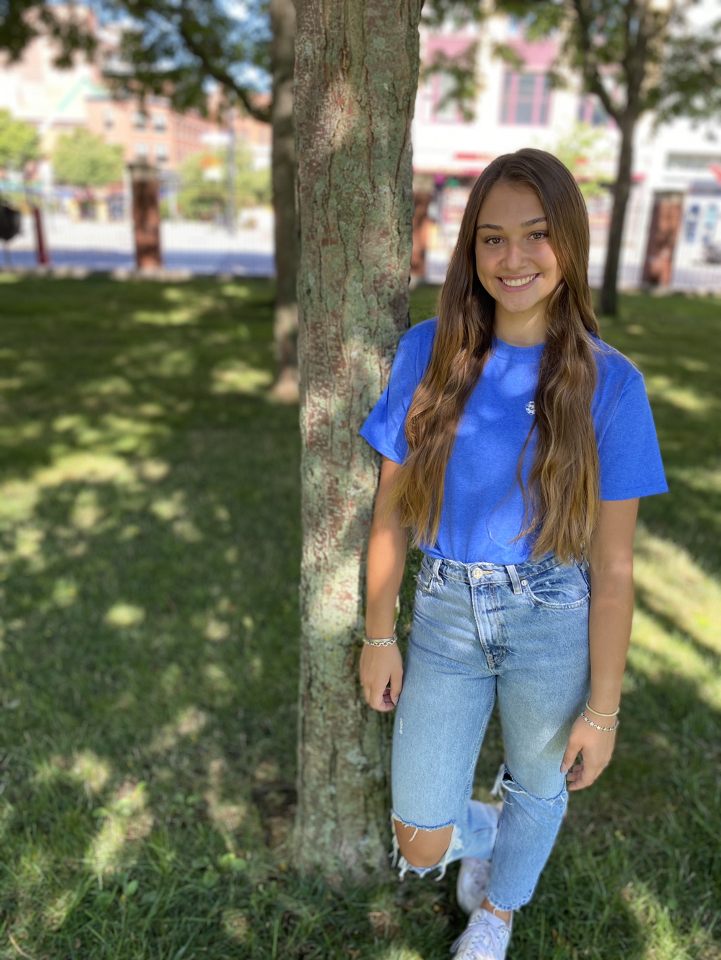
[475,216,547,231]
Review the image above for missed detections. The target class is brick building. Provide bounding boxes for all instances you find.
[0,5,270,190]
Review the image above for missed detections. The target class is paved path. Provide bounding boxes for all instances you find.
[7,248,275,276]
[5,210,275,276]
[5,210,720,291]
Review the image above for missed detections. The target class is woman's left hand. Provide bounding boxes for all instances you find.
[560,715,617,791]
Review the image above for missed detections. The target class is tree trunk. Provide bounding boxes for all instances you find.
[269,0,300,403]
[293,0,422,883]
[599,115,636,317]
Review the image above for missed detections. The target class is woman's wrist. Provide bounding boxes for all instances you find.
[363,632,397,647]
[579,710,620,733]
[587,687,622,715]
[364,618,397,646]
[586,699,620,718]
[365,618,396,639]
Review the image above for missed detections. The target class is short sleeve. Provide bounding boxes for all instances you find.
[598,372,669,500]
[358,327,424,464]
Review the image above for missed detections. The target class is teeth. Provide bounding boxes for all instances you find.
[501,275,536,287]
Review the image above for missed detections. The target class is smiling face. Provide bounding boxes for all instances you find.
[474,180,562,344]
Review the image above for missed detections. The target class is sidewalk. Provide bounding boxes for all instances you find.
[6,209,721,292]
[6,210,275,277]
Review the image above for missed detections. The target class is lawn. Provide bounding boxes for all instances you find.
[0,275,719,960]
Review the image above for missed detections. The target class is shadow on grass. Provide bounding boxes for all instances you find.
[0,277,303,956]
[0,279,719,958]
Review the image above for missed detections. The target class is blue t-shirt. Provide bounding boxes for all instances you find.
[359,317,668,563]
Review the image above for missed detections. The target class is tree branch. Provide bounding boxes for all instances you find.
[570,0,621,123]
[175,11,271,123]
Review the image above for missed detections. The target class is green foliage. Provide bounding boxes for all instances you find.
[177,145,271,220]
[0,1,272,121]
[104,0,272,119]
[0,0,98,66]
[418,0,721,155]
[495,0,721,128]
[420,42,481,123]
[554,123,612,199]
[0,108,41,171]
[422,0,487,29]
[52,128,124,187]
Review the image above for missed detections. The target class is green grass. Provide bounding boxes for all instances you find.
[0,276,719,959]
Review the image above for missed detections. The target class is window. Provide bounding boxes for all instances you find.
[577,95,609,127]
[135,143,149,159]
[103,109,114,130]
[132,110,147,130]
[500,72,551,126]
[702,203,719,244]
[684,204,700,243]
[155,144,168,164]
[153,112,167,132]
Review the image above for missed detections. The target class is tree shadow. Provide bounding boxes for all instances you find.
[1,278,719,958]
[0,276,301,957]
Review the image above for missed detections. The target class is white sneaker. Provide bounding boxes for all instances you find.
[456,802,502,914]
[450,906,513,959]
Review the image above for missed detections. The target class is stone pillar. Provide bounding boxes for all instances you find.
[128,162,162,271]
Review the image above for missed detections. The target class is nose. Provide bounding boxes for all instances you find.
[502,240,526,272]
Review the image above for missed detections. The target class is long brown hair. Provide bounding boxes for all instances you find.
[384,148,601,562]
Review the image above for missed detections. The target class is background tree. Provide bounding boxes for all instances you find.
[0,109,40,173]
[0,0,299,400]
[293,0,423,881]
[176,146,271,221]
[52,128,123,187]
[497,0,721,315]
[554,122,612,200]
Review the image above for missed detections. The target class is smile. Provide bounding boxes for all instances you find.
[498,274,539,289]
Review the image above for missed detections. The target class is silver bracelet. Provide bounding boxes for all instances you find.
[363,634,397,647]
[580,711,620,733]
[586,699,620,718]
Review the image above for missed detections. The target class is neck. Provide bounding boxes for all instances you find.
[493,308,547,346]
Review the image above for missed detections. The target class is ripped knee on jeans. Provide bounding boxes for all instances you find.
[491,761,568,811]
[389,812,461,882]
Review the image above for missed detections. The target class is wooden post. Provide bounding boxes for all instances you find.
[128,162,162,271]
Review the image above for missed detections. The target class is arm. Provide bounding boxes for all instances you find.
[360,457,409,712]
[561,498,639,790]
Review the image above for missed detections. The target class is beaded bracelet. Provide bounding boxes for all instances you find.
[580,711,620,733]
[363,634,397,647]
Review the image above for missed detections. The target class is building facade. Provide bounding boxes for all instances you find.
[0,8,271,219]
[412,10,721,292]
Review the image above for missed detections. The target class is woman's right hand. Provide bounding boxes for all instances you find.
[360,642,403,712]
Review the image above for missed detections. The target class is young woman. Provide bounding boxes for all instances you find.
[358,148,668,960]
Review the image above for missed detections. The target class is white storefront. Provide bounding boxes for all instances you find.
[412,13,721,292]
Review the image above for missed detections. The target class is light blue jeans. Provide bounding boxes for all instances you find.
[389,551,591,911]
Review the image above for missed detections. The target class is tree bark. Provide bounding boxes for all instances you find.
[293,0,423,883]
[269,0,300,403]
[599,114,635,317]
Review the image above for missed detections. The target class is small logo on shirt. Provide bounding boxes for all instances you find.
[525,400,535,415]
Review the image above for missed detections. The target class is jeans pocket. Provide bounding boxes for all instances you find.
[577,559,591,590]
[415,556,442,598]
[524,561,590,609]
